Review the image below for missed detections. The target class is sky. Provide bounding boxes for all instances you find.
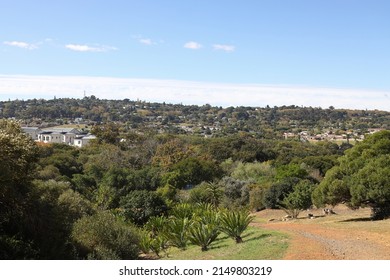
[1,0,390,110]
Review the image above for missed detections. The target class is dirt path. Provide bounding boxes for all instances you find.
[253,206,390,260]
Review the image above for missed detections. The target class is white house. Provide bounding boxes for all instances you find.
[23,127,96,147]
[73,134,97,148]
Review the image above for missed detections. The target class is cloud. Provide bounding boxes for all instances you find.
[213,44,235,52]
[184,41,203,50]
[0,75,389,111]
[3,41,38,50]
[139,38,154,45]
[65,44,117,52]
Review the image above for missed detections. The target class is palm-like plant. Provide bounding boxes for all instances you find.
[205,182,223,207]
[145,216,167,237]
[163,217,191,250]
[188,210,220,251]
[169,203,195,219]
[220,210,254,243]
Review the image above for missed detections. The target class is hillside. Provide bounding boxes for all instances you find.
[1,97,389,139]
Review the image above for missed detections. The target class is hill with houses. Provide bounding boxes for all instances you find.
[2,97,389,140]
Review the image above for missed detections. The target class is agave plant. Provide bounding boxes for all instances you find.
[144,216,167,237]
[143,216,170,257]
[169,203,195,220]
[149,235,168,258]
[163,217,191,250]
[220,210,254,243]
[139,230,152,255]
[188,210,220,251]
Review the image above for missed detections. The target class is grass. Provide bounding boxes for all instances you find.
[161,226,289,260]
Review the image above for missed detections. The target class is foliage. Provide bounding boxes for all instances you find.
[188,210,220,251]
[220,177,250,208]
[163,217,191,250]
[72,211,140,260]
[280,180,315,218]
[231,161,275,184]
[249,185,267,211]
[0,120,39,259]
[90,123,120,144]
[220,210,254,243]
[163,227,289,260]
[162,157,221,189]
[313,130,390,219]
[169,203,195,220]
[119,190,168,225]
[263,177,300,209]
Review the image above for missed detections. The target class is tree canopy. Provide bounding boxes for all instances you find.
[313,130,390,219]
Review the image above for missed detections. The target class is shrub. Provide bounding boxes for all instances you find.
[72,211,140,260]
[188,210,220,251]
[120,190,168,225]
[220,210,254,243]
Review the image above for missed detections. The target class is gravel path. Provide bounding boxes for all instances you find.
[254,207,390,260]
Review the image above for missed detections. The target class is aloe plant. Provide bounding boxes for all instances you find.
[169,203,195,219]
[188,210,220,251]
[220,210,254,243]
[163,217,191,250]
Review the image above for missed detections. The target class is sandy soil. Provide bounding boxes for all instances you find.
[252,205,390,260]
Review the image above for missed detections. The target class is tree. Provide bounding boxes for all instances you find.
[0,120,39,258]
[280,180,315,218]
[263,177,299,209]
[162,157,220,189]
[313,130,390,219]
[119,190,167,225]
[90,123,120,144]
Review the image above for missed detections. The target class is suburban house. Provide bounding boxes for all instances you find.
[22,127,42,141]
[73,134,97,148]
[22,127,96,147]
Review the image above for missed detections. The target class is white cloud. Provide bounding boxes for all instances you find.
[0,75,389,111]
[65,44,117,52]
[139,38,154,45]
[184,41,203,50]
[213,44,235,52]
[3,41,38,50]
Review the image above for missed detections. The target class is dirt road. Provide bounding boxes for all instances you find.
[253,205,390,260]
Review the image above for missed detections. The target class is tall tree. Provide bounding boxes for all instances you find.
[313,130,390,219]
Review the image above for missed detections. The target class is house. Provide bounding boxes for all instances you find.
[22,127,42,141]
[73,134,97,148]
[23,127,96,147]
[37,128,81,144]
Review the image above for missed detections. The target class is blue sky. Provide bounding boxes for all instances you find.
[1,0,390,109]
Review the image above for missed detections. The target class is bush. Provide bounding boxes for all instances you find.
[280,180,315,218]
[72,211,140,260]
[263,177,299,209]
[120,190,168,225]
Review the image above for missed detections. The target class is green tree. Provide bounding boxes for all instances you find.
[90,123,120,144]
[0,120,39,259]
[119,190,167,225]
[313,130,390,219]
[280,180,315,218]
